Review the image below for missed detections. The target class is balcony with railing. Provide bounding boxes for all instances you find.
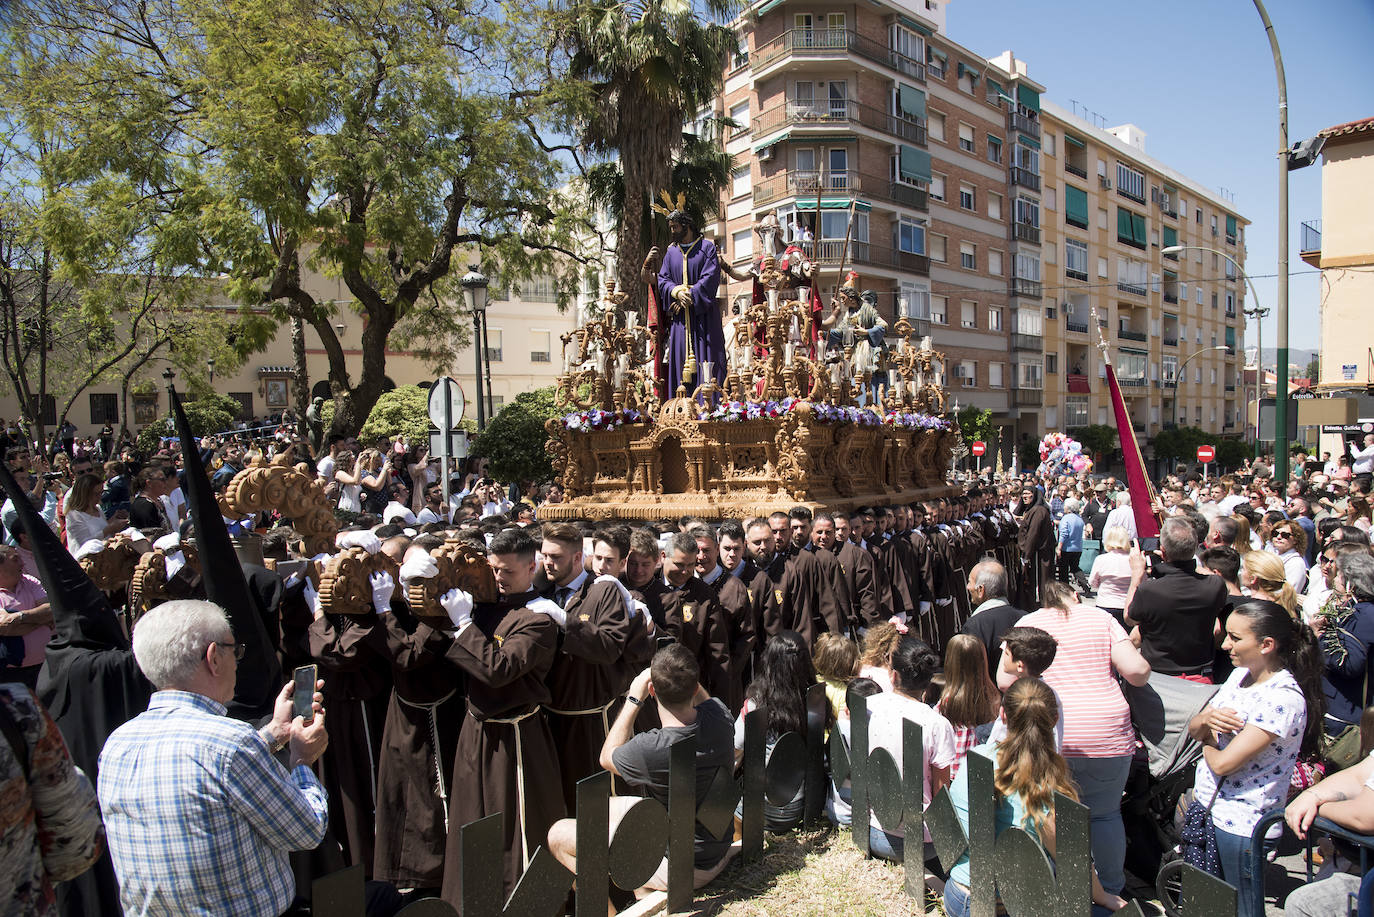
[1300,219,1322,267]
[1065,318,1090,335]
[1010,166,1041,191]
[751,28,926,81]
[1162,336,1178,347]
[1116,280,1147,297]
[1013,388,1043,407]
[1009,277,1042,299]
[798,240,930,275]
[1011,332,1042,352]
[1008,110,1041,139]
[1013,222,1041,244]
[1066,373,1090,393]
[1065,162,1087,179]
[752,170,928,211]
[753,99,926,145]
[1118,376,1148,389]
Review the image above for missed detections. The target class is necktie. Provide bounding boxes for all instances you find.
[555,586,571,608]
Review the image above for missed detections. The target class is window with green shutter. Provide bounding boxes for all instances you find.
[1162,226,1177,250]
[1225,214,1237,242]
[899,145,931,183]
[1065,185,1088,228]
[898,84,926,120]
[1117,208,1147,249]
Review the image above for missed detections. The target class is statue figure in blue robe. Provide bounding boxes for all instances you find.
[653,210,725,398]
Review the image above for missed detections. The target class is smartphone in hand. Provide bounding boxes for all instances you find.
[292,664,317,724]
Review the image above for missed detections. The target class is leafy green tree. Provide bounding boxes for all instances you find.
[135,392,242,454]
[473,388,561,485]
[956,407,994,445]
[1216,438,1250,470]
[1153,425,1212,464]
[10,0,590,439]
[1304,357,1319,384]
[1071,424,1119,466]
[0,28,245,447]
[557,0,737,299]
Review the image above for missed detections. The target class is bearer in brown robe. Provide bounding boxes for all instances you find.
[814,512,877,634]
[537,522,637,811]
[373,541,467,891]
[689,524,751,712]
[428,528,565,905]
[656,532,731,696]
[306,570,394,877]
[790,509,852,643]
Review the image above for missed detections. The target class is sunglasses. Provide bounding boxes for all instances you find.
[1272,530,1294,538]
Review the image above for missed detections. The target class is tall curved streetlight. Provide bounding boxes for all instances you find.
[1161,244,1266,455]
[461,266,491,432]
[1171,345,1229,430]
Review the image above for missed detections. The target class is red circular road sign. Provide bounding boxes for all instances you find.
[971,441,986,456]
[1197,445,1215,463]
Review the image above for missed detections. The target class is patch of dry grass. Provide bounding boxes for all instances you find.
[688,826,941,917]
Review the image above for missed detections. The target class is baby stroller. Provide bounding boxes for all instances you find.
[1121,673,1220,912]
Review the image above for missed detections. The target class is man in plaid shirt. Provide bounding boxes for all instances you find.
[98,600,330,917]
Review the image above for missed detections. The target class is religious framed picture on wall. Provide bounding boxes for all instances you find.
[265,379,289,408]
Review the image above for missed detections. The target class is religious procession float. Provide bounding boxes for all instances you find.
[540,199,961,521]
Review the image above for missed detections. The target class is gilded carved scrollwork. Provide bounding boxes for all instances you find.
[220,455,338,555]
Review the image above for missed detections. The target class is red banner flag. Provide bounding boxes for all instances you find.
[1104,362,1161,539]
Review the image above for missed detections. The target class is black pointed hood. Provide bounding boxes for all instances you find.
[170,384,282,718]
[0,452,128,651]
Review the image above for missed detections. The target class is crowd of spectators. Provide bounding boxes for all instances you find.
[5,420,1374,917]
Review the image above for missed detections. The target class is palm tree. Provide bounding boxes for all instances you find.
[561,0,737,302]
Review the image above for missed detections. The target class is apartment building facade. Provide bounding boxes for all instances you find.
[1301,117,1374,396]
[713,0,1038,459]
[1037,102,1247,453]
[711,0,1247,465]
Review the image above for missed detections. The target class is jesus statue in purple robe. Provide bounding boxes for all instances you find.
[653,210,725,399]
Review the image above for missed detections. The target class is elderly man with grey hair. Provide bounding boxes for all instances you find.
[1124,516,1229,682]
[97,600,330,917]
[960,559,1025,679]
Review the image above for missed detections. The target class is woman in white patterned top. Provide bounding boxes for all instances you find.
[1187,599,1326,917]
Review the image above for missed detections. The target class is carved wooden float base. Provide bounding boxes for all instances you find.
[543,399,960,522]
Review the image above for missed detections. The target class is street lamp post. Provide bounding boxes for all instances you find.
[1171,345,1229,430]
[1251,0,1291,481]
[207,358,215,383]
[1161,243,1263,451]
[461,266,491,432]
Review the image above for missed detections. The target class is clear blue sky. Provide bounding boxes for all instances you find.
[948,0,1374,358]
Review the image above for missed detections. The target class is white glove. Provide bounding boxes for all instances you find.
[336,530,382,554]
[73,539,106,561]
[918,601,933,615]
[398,553,439,585]
[370,571,395,615]
[303,581,323,618]
[440,588,474,630]
[633,600,654,634]
[527,597,566,630]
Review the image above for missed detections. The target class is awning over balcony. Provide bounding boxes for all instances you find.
[753,131,856,153]
[896,15,933,36]
[898,84,926,120]
[794,199,872,212]
[899,144,932,183]
[1017,84,1041,112]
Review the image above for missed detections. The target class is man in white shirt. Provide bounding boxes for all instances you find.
[1102,492,1138,541]
[1349,433,1374,491]
[381,482,417,525]
[315,435,343,482]
[415,483,448,525]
